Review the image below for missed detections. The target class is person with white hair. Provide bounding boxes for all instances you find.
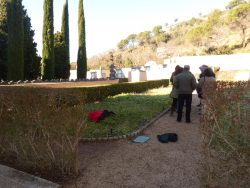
[173,65,197,123]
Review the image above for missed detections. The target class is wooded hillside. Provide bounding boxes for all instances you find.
[86,1,250,70]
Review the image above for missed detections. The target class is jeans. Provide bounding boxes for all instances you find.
[177,94,192,122]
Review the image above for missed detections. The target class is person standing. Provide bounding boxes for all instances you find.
[196,68,216,115]
[173,65,197,123]
[170,65,180,84]
[169,67,184,116]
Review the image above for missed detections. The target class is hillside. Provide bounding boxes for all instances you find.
[86,5,250,70]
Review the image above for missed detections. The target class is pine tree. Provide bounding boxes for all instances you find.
[0,0,8,81]
[60,0,70,79]
[42,0,54,80]
[77,0,87,79]
[7,0,24,81]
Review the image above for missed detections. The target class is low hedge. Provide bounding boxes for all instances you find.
[63,79,169,104]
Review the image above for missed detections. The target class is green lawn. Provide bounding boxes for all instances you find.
[83,86,172,138]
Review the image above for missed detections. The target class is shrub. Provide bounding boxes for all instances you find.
[66,79,169,104]
[0,87,87,175]
[200,81,250,187]
[118,78,128,83]
[212,45,233,55]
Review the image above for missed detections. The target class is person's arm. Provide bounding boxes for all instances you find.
[170,73,173,83]
[173,76,179,89]
[196,77,204,91]
[191,75,198,90]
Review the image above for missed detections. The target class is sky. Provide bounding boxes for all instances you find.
[22,0,231,63]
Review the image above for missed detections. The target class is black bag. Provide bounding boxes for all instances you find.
[157,133,178,143]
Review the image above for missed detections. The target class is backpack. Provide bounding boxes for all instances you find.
[157,133,178,143]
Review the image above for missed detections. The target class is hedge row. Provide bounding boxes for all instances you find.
[63,79,169,103]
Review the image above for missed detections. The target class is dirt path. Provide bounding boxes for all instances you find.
[64,93,202,188]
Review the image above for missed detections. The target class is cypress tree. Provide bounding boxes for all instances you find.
[0,0,8,81]
[60,0,70,79]
[77,0,87,79]
[42,0,54,80]
[23,9,41,80]
[7,0,24,81]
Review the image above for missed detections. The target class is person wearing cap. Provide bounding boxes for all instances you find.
[173,65,197,123]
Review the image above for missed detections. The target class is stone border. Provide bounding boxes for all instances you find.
[0,164,60,188]
[80,107,171,142]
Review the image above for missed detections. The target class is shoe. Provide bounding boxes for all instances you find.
[176,119,181,122]
[186,121,191,123]
[198,112,202,115]
[169,106,175,117]
[199,109,202,111]
[197,104,201,107]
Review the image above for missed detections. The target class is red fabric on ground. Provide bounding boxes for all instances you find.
[88,110,105,122]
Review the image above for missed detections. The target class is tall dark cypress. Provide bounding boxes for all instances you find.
[0,0,8,81]
[77,0,87,79]
[42,0,54,80]
[7,0,24,81]
[61,0,70,79]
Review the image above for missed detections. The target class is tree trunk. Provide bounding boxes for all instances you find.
[242,29,246,48]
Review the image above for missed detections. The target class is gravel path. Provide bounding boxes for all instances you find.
[64,93,202,188]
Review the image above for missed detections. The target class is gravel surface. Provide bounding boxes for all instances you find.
[63,93,202,188]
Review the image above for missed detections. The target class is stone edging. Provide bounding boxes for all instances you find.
[80,107,171,142]
[0,164,60,188]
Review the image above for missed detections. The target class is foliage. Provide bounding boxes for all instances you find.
[70,62,77,70]
[212,45,233,55]
[7,0,24,81]
[152,25,162,35]
[0,0,8,81]
[66,79,169,104]
[23,9,41,80]
[186,26,204,48]
[174,18,178,23]
[61,0,70,79]
[200,81,250,187]
[189,17,196,26]
[126,34,137,47]
[227,4,250,48]
[118,78,128,83]
[77,0,87,79]
[136,31,151,45]
[225,0,247,9]
[54,32,70,79]
[85,87,172,138]
[0,87,88,175]
[165,23,168,27]
[42,0,54,80]
[117,39,128,50]
[124,57,133,68]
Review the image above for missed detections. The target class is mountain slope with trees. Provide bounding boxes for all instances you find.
[87,0,250,70]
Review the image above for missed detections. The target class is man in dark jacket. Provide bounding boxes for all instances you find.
[173,65,197,123]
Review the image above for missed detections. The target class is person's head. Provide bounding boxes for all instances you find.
[175,65,180,71]
[184,65,190,71]
[199,65,208,72]
[203,68,214,77]
[175,67,184,75]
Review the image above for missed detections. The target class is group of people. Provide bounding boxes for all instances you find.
[169,64,216,123]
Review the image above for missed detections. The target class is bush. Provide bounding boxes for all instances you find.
[66,79,169,104]
[0,87,87,176]
[200,81,250,187]
[118,78,128,83]
[212,45,233,55]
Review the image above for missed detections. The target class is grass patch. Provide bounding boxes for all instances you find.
[83,87,172,138]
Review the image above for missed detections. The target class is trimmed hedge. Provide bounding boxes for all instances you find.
[64,79,169,104]
[118,78,128,83]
